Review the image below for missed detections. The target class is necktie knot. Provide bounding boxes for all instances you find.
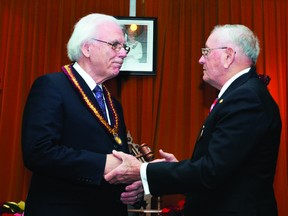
[93,86,108,120]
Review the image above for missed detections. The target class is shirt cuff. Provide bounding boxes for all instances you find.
[140,162,150,195]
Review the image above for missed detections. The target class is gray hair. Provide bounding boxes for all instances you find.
[212,24,260,65]
[67,13,118,61]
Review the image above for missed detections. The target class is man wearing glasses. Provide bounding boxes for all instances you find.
[22,13,142,216]
[105,24,282,216]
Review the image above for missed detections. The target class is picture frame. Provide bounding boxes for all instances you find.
[116,16,157,75]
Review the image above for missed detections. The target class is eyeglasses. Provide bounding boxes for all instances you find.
[201,47,227,57]
[92,39,130,54]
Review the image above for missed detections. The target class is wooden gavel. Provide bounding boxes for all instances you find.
[127,131,154,162]
[130,143,154,162]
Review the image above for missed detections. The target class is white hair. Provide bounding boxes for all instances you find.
[212,24,260,65]
[67,13,119,61]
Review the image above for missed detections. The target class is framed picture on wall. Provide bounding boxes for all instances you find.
[116,16,157,75]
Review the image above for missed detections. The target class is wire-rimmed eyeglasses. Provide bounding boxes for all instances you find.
[201,47,227,57]
[92,38,130,54]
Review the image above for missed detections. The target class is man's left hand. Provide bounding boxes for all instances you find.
[121,180,144,205]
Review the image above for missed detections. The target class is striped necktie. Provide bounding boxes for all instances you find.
[210,98,219,112]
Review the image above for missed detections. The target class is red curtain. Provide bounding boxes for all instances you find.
[0,0,287,215]
[0,0,129,202]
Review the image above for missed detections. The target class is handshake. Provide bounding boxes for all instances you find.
[104,147,178,205]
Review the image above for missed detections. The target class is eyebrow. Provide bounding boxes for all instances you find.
[111,40,119,43]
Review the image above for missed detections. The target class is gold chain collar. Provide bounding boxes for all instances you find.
[62,64,122,145]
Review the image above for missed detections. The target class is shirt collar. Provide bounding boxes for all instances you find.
[73,62,102,90]
[218,67,250,98]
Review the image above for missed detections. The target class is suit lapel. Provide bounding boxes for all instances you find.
[70,67,97,103]
[194,67,258,154]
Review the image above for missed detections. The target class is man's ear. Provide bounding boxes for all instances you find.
[81,42,91,58]
[223,47,236,68]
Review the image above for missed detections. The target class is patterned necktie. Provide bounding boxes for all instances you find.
[210,98,219,112]
[93,86,108,121]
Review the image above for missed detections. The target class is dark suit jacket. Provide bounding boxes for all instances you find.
[146,67,282,216]
[22,66,129,216]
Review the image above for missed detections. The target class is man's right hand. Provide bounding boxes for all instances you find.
[104,150,142,184]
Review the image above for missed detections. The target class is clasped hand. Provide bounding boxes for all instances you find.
[105,150,142,184]
[104,149,178,205]
[104,149,178,184]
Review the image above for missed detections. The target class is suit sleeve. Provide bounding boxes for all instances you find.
[146,86,275,196]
